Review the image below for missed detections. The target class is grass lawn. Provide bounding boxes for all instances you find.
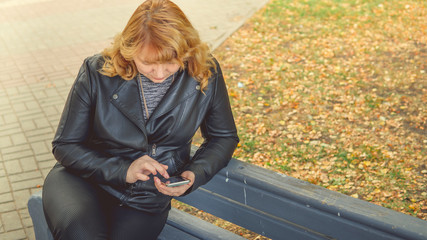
[178,0,426,238]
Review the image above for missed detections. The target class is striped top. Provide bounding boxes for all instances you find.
[137,73,174,121]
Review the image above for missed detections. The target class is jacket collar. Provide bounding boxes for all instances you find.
[110,78,147,136]
[148,70,200,121]
[110,70,201,133]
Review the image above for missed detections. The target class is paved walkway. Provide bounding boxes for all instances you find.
[0,0,268,239]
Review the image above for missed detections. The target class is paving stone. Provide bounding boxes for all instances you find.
[4,160,22,175]
[10,133,27,145]
[13,190,30,210]
[30,141,49,155]
[9,94,34,104]
[34,117,51,129]
[55,77,74,88]
[0,229,26,240]
[19,157,38,172]
[0,177,11,194]
[29,187,42,194]
[24,128,53,138]
[34,153,53,162]
[5,87,18,96]
[46,70,72,81]
[1,211,22,231]
[44,88,60,98]
[0,109,14,120]
[18,209,30,220]
[16,109,43,119]
[19,120,36,132]
[27,133,54,143]
[0,202,15,212]
[0,192,13,204]
[2,114,18,125]
[8,171,42,183]
[39,96,65,108]
[0,136,13,148]
[0,123,21,135]
[25,227,36,240]
[17,86,31,94]
[1,149,33,162]
[38,160,56,171]
[54,104,66,114]
[27,132,53,142]
[1,144,31,155]
[31,90,47,99]
[42,106,59,116]
[11,178,43,192]
[45,140,53,151]
[16,111,44,121]
[49,117,61,129]
[11,102,27,112]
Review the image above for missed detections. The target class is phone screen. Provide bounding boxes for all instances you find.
[162,176,190,187]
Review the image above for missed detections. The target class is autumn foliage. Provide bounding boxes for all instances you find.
[213,0,426,221]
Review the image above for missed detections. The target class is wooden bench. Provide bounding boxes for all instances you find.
[28,158,427,239]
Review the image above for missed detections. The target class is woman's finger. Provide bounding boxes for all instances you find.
[139,156,169,178]
[140,162,159,176]
[154,177,170,195]
[154,177,192,196]
[135,172,150,181]
[157,165,170,179]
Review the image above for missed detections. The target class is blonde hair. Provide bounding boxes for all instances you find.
[101,0,215,90]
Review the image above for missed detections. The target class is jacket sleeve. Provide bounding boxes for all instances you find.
[51,57,131,188]
[184,61,239,192]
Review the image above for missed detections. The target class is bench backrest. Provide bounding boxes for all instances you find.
[177,158,427,240]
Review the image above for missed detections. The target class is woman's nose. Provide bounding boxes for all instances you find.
[152,65,167,78]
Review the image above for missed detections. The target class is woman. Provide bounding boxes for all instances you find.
[42,0,239,239]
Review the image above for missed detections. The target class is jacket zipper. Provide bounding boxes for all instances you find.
[151,143,157,156]
[130,183,135,196]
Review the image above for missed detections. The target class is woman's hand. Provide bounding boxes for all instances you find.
[154,171,195,197]
[126,155,169,184]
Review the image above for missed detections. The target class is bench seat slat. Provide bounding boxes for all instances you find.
[178,188,331,240]
[178,157,427,240]
[162,208,245,240]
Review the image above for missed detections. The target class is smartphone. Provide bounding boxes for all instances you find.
[162,176,190,187]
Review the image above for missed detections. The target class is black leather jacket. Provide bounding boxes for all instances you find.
[52,54,239,213]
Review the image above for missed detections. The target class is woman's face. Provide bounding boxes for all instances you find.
[133,46,180,83]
